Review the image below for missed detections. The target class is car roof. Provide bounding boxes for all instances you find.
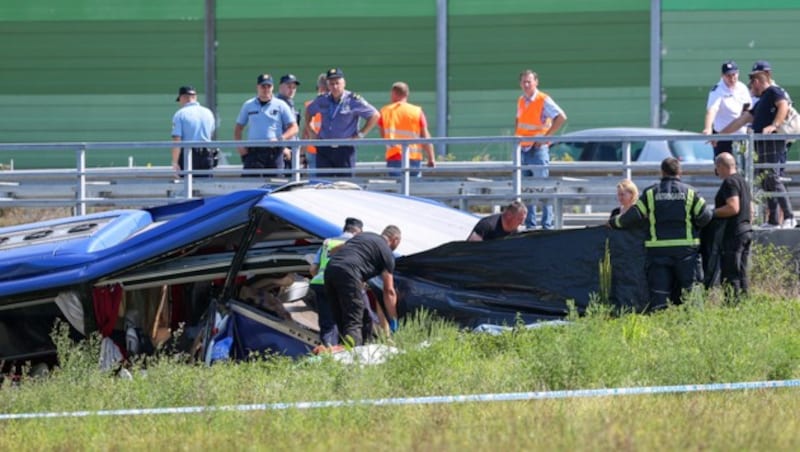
[563,127,702,137]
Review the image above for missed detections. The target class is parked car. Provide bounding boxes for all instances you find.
[551,127,715,163]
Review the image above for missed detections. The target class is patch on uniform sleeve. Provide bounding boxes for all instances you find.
[710,84,718,92]
[351,92,362,100]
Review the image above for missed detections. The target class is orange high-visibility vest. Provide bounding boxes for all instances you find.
[304,99,321,154]
[380,101,423,161]
[515,92,550,147]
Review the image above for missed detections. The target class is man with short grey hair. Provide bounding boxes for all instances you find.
[467,200,527,241]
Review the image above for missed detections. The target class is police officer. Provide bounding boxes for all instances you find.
[702,60,751,156]
[308,217,363,345]
[720,65,796,228]
[171,85,216,178]
[304,68,379,177]
[277,74,302,169]
[233,73,299,176]
[609,157,713,309]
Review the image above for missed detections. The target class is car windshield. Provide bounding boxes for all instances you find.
[671,140,714,162]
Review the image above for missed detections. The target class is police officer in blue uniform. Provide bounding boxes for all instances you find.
[234,73,299,176]
[304,68,380,177]
[610,157,713,309]
[171,85,216,178]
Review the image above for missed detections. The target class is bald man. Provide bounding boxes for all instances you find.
[711,152,753,297]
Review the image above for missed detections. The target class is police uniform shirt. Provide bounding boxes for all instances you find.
[172,101,215,142]
[235,97,296,141]
[305,90,378,139]
[706,79,751,132]
[277,94,301,125]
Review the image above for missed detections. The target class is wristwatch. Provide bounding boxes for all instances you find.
[357,131,365,138]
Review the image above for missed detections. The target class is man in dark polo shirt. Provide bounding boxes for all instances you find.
[324,225,401,345]
[467,201,527,241]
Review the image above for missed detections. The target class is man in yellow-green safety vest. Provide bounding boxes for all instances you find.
[609,157,713,309]
[309,217,363,345]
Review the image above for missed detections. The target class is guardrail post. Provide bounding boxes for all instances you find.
[513,142,522,199]
[622,140,632,180]
[745,133,759,222]
[75,145,87,216]
[292,145,301,182]
[183,148,194,199]
[401,144,410,196]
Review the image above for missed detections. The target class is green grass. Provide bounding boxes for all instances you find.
[2,292,800,450]
[1,237,799,450]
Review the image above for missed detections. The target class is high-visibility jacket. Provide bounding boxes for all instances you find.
[515,92,551,147]
[309,238,346,285]
[612,177,712,250]
[304,99,321,155]
[380,101,423,161]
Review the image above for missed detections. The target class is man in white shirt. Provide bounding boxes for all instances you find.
[703,60,751,156]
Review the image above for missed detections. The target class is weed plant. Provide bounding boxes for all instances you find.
[1,223,800,449]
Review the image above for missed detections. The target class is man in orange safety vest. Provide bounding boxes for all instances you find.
[515,69,567,230]
[379,82,435,177]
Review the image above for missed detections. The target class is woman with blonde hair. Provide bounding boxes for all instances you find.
[610,179,639,218]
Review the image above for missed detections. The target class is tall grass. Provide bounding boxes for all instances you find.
[1,232,799,449]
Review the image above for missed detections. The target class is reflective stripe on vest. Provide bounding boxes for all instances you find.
[304,99,321,154]
[515,92,550,147]
[643,189,702,248]
[309,238,346,285]
[380,102,423,161]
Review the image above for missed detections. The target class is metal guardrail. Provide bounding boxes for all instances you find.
[0,133,797,227]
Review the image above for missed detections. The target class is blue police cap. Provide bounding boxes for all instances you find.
[326,68,344,80]
[257,74,274,85]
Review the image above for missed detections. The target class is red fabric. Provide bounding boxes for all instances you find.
[92,284,123,337]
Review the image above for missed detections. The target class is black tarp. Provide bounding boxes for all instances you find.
[394,226,800,328]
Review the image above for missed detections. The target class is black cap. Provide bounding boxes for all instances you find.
[721,60,738,75]
[257,73,274,85]
[279,74,300,85]
[326,68,344,80]
[750,60,772,74]
[344,217,363,231]
[176,85,196,101]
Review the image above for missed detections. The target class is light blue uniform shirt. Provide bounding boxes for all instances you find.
[236,97,296,141]
[171,101,215,141]
[305,90,378,139]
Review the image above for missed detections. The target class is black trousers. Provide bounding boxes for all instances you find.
[179,147,215,178]
[243,146,284,177]
[720,231,752,298]
[645,249,703,310]
[323,266,371,346]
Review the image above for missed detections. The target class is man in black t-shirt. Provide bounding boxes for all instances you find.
[712,152,753,296]
[467,201,528,241]
[324,225,401,345]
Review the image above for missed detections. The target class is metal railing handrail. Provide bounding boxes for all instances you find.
[0,132,796,222]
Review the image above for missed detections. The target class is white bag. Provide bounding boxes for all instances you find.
[778,106,800,136]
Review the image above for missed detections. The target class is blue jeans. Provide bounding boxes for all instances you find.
[306,151,317,179]
[387,159,423,177]
[522,145,553,229]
